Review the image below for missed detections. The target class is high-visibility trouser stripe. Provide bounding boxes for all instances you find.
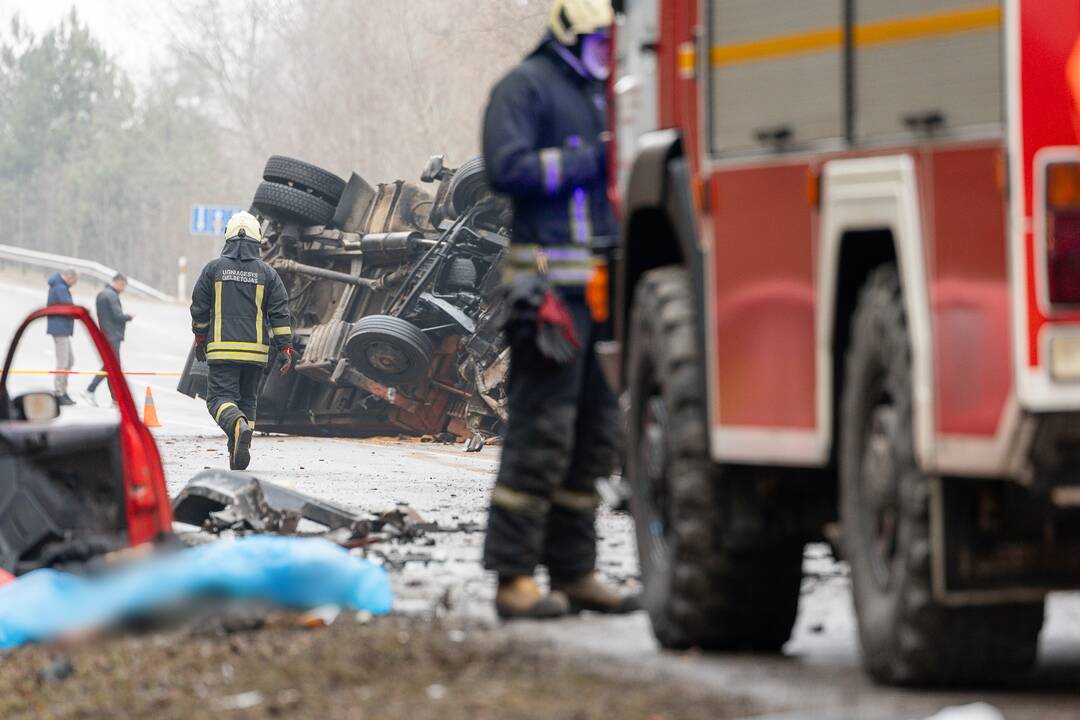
[255,284,265,345]
[206,351,269,363]
[213,281,222,343]
[271,326,292,337]
[207,341,269,354]
[540,148,563,196]
[503,245,600,287]
[552,488,600,514]
[710,5,1001,69]
[507,245,594,265]
[491,484,551,517]
[214,401,238,423]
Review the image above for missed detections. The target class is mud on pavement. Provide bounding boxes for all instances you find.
[0,617,757,720]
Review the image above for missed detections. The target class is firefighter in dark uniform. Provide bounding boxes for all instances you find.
[481,0,639,619]
[190,211,295,470]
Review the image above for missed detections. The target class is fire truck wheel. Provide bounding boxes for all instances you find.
[263,156,347,205]
[344,315,435,387]
[252,182,336,227]
[840,263,1043,686]
[627,266,803,651]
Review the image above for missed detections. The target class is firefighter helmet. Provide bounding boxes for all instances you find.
[225,211,262,242]
[549,0,614,46]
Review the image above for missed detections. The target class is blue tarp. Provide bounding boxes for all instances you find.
[0,536,393,649]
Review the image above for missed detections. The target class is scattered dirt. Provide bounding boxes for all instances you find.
[0,617,758,720]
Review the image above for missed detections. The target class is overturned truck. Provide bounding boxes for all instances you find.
[179,155,510,447]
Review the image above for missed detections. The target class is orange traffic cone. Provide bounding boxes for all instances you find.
[143,386,162,428]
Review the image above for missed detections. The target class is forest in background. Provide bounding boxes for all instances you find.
[0,1,548,290]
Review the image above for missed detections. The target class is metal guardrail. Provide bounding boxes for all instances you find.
[0,243,175,302]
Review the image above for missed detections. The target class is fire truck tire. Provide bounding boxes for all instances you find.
[627,266,803,651]
[344,315,435,387]
[262,156,347,205]
[252,182,336,227]
[840,263,1043,686]
[448,157,491,216]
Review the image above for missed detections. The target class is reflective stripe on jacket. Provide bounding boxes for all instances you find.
[190,238,293,364]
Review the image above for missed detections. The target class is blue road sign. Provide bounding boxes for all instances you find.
[190,206,246,236]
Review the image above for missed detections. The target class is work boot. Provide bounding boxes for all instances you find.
[230,417,253,471]
[551,572,642,614]
[495,576,570,620]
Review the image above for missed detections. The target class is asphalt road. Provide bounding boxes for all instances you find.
[157,432,1080,720]
[3,276,1080,719]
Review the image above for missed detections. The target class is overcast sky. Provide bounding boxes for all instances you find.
[0,0,166,82]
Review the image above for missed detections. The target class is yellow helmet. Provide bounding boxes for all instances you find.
[550,0,614,46]
[225,211,262,242]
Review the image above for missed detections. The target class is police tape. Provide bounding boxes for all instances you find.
[7,370,183,377]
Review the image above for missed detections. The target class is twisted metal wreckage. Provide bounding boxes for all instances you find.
[179,156,511,449]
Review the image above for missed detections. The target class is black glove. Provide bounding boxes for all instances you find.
[194,335,207,362]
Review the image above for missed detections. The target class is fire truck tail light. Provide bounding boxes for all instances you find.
[1045,161,1080,306]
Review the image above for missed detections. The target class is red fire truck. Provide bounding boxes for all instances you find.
[608,0,1080,684]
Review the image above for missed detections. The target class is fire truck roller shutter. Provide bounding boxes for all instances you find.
[708,1,843,154]
[854,0,1003,140]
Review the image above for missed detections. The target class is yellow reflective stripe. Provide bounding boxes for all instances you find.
[213,281,222,343]
[206,351,269,363]
[215,402,238,422]
[207,341,269,353]
[491,485,550,517]
[552,488,600,513]
[255,284,265,346]
[710,4,1001,68]
[271,326,292,337]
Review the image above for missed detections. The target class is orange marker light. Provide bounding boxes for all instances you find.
[1048,162,1080,210]
[586,262,610,324]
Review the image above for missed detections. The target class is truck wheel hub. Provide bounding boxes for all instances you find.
[365,341,409,375]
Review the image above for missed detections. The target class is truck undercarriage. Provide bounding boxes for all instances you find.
[179,156,510,447]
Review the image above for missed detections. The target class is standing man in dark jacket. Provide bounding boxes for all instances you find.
[46,268,79,406]
[480,0,637,619]
[85,273,133,404]
[190,211,295,470]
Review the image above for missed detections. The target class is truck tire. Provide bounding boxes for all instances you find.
[344,315,434,387]
[448,157,491,217]
[252,182,336,226]
[263,156,347,205]
[840,264,1043,685]
[627,266,803,651]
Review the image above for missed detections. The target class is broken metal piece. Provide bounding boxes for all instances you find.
[173,470,371,536]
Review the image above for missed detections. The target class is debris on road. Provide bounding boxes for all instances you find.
[178,155,512,448]
[172,470,473,564]
[173,470,373,538]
